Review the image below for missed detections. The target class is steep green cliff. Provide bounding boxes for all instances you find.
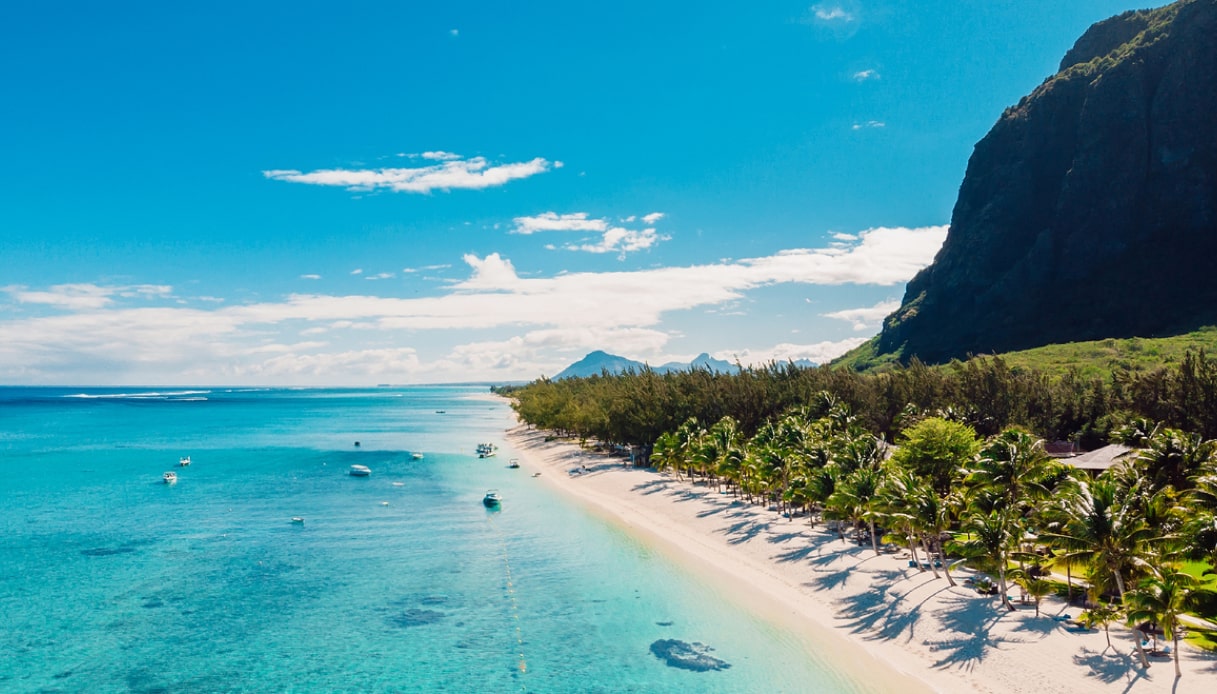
[868,0,1217,366]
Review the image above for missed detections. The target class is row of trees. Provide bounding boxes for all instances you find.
[648,405,1217,676]
[501,350,1217,456]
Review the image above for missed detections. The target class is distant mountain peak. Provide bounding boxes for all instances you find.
[553,351,742,379]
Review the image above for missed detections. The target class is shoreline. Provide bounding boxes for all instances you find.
[504,424,1217,693]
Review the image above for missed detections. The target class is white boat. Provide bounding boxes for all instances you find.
[482,490,502,507]
[508,458,520,469]
[162,471,178,484]
[411,452,424,460]
[179,456,191,467]
[349,464,371,477]
[291,517,305,524]
[476,442,498,458]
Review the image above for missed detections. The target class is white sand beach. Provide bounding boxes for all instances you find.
[505,424,1217,694]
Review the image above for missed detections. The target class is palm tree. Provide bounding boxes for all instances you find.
[651,431,683,480]
[965,428,1060,514]
[1111,417,1159,448]
[957,508,1019,611]
[1136,428,1217,495]
[878,467,929,571]
[1124,570,1199,677]
[704,416,743,493]
[827,466,884,555]
[1014,573,1054,617]
[1038,477,1159,599]
[1083,600,1123,652]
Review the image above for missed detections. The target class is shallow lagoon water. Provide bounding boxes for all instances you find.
[0,386,872,692]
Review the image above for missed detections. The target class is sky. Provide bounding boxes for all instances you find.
[0,1,1154,385]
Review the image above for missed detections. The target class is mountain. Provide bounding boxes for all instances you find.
[553,351,742,379]
[553,351,646,379]
[658,353,741,374]
[861,0,1217,367]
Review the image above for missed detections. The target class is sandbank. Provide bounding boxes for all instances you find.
[504,424,1217,693]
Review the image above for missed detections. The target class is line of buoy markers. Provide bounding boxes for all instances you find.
[489,513,528,690]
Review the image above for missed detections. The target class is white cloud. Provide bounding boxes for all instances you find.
[350,268,363,275]
[0,225,945,384]
[564,227,664,256]
[822,299,901,330]
[513,212,608,235]
[813,4,855,22]
[366,273,394,280]
[421,151,461,161]
[852,69,879,81]
[263,155,555,194]
[831,232,857,241]
[3,283,171,310]
[449,29,459,37]
[513,210,669,256]
[250,348,421,378]
[852,120,885,130]
[716,338,869,367]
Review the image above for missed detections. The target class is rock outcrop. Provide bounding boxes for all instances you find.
[871,0,1217,365]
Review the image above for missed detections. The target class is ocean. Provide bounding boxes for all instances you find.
[0,386,871,693]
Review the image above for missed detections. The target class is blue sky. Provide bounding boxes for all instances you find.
[0,1,1151,385]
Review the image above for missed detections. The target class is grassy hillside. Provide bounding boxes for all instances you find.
[994,327,1217,379]
[836,327,1217,380]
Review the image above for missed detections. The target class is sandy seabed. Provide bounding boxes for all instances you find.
[505,424,1217,694]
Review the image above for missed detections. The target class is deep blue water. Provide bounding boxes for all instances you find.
[0,386,869,693]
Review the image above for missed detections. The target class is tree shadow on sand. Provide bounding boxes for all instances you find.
[832,573,951,643]
[720,515,768,545]
[1005,610,1061,638]
[631,479,675,496]
[1070,646,1143,686]
[922,591,1026,671]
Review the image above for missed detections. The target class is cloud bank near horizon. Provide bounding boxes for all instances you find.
[0,225,946,384]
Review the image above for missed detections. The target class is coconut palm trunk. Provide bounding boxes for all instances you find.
[1132,629,1151,669]
[919,536,941,578]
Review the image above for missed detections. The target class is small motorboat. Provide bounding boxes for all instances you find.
[178,456,191,467]
[162,471,178,485]
[411,452,424,460]
[508,458,520,469]
[476,443,498,458]
[349,464,371,477]
[291,517,305,525]
[482,490,502,508]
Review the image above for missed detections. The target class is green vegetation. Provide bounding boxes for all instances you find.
[994,328,1217,380]
[836,327,1217,380]
[1185,628,1217,650]
[503,343,1217,667]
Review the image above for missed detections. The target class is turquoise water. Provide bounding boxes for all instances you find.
[0,386,869,693]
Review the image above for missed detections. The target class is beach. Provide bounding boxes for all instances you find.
[506,423,1217,693]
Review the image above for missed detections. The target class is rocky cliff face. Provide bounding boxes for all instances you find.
[873,0,1217,365]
